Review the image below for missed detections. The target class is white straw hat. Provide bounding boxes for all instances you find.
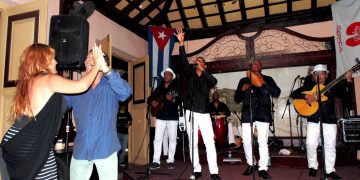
[161,68,176,80]
[313,64,329,74]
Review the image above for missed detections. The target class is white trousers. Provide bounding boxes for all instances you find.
[70,152,118,180]
[242,122,270,171]
[162,128,169,156]
[306,122,337,173]
[228,122,242,144]
[185,110,219,174]
[153,119,178,164]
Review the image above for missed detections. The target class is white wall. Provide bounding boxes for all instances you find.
[87,10,147,61]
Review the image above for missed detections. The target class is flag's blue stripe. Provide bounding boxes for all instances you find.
[168,36,175,67]
[157,50,164,85]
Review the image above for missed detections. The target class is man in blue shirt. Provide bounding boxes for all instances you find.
[66,52,132,180]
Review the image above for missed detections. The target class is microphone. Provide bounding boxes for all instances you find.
[295,75,300,80]
[179,117,186,131]
[153,76,158,79]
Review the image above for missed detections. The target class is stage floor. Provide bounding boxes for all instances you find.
[120,148,360,180]
[121,160,359,180]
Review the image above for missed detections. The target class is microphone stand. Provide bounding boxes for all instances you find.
[281,75,299,148]
[248,63,256,180]
[315,74,327,180]
[297,78,306,155]
[137,77,169,179]
[189,66,196,179]
[268,97,280,149]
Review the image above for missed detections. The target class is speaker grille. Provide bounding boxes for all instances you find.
[49,15,89,70]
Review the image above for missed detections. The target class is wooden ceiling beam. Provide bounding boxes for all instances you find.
[149,0,173,27]
[216,0,227,28]
[264,0,270,17]
[121,0,143,15]
[132,0,165,23]
[239,0,247,22]
[195,0,208,28]
[287,0,292,13]
[311,0,317,9]
[175,0,189,29]
[107,0,122,6]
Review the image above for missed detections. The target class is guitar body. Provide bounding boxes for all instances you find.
[150,96,164,116]
[293,60,360,117]
[293,84,328,117]
[150,90,178,117]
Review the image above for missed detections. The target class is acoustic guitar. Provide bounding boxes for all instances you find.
[293,60,360,117]
[150,90,178,116]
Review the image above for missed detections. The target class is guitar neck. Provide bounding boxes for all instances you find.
[319,73,345,94]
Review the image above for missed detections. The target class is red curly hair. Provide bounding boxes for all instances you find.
[11,43,56,120]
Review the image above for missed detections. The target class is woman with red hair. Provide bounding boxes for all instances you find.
[0,43,106,180]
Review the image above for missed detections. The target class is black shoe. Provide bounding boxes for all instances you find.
[167,162,175,169]
[210,174,221,180]
[259,170,272,179]
[326,171,343,179]
[308,168,317,177]
[242,165,257,176]
[190,172,202,179]
[149,162,160,170]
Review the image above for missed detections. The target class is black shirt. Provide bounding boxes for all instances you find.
[179,46,217,113]
[148,81,180,120]
[234,75,281,123]
[210,101,231,117]
[116,111,132,134]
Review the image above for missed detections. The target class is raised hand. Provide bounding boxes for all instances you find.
[92,44,105,68]
[174,28,185,45]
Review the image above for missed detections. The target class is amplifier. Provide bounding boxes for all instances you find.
[338,118,360,143]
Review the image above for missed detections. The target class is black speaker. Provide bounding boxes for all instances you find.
[49,15,89,70]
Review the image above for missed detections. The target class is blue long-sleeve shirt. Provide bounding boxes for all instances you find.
[65,72,132,160]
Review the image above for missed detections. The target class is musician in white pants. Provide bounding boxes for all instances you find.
[148,68,180,170]
[234,59,281,180]
[291,64,353,179]
[175,28,221,180]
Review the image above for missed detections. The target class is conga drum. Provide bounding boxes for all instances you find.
[212,115,228,148]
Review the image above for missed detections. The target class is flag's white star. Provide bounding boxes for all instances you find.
[157,31,167,40]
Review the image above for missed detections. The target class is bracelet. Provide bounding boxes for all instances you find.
[103,68,112,76]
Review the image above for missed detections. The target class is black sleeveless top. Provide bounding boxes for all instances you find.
[1,93,67,180]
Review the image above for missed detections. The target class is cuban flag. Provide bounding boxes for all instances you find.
[148,26,175,87]
[332,0,360,77]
